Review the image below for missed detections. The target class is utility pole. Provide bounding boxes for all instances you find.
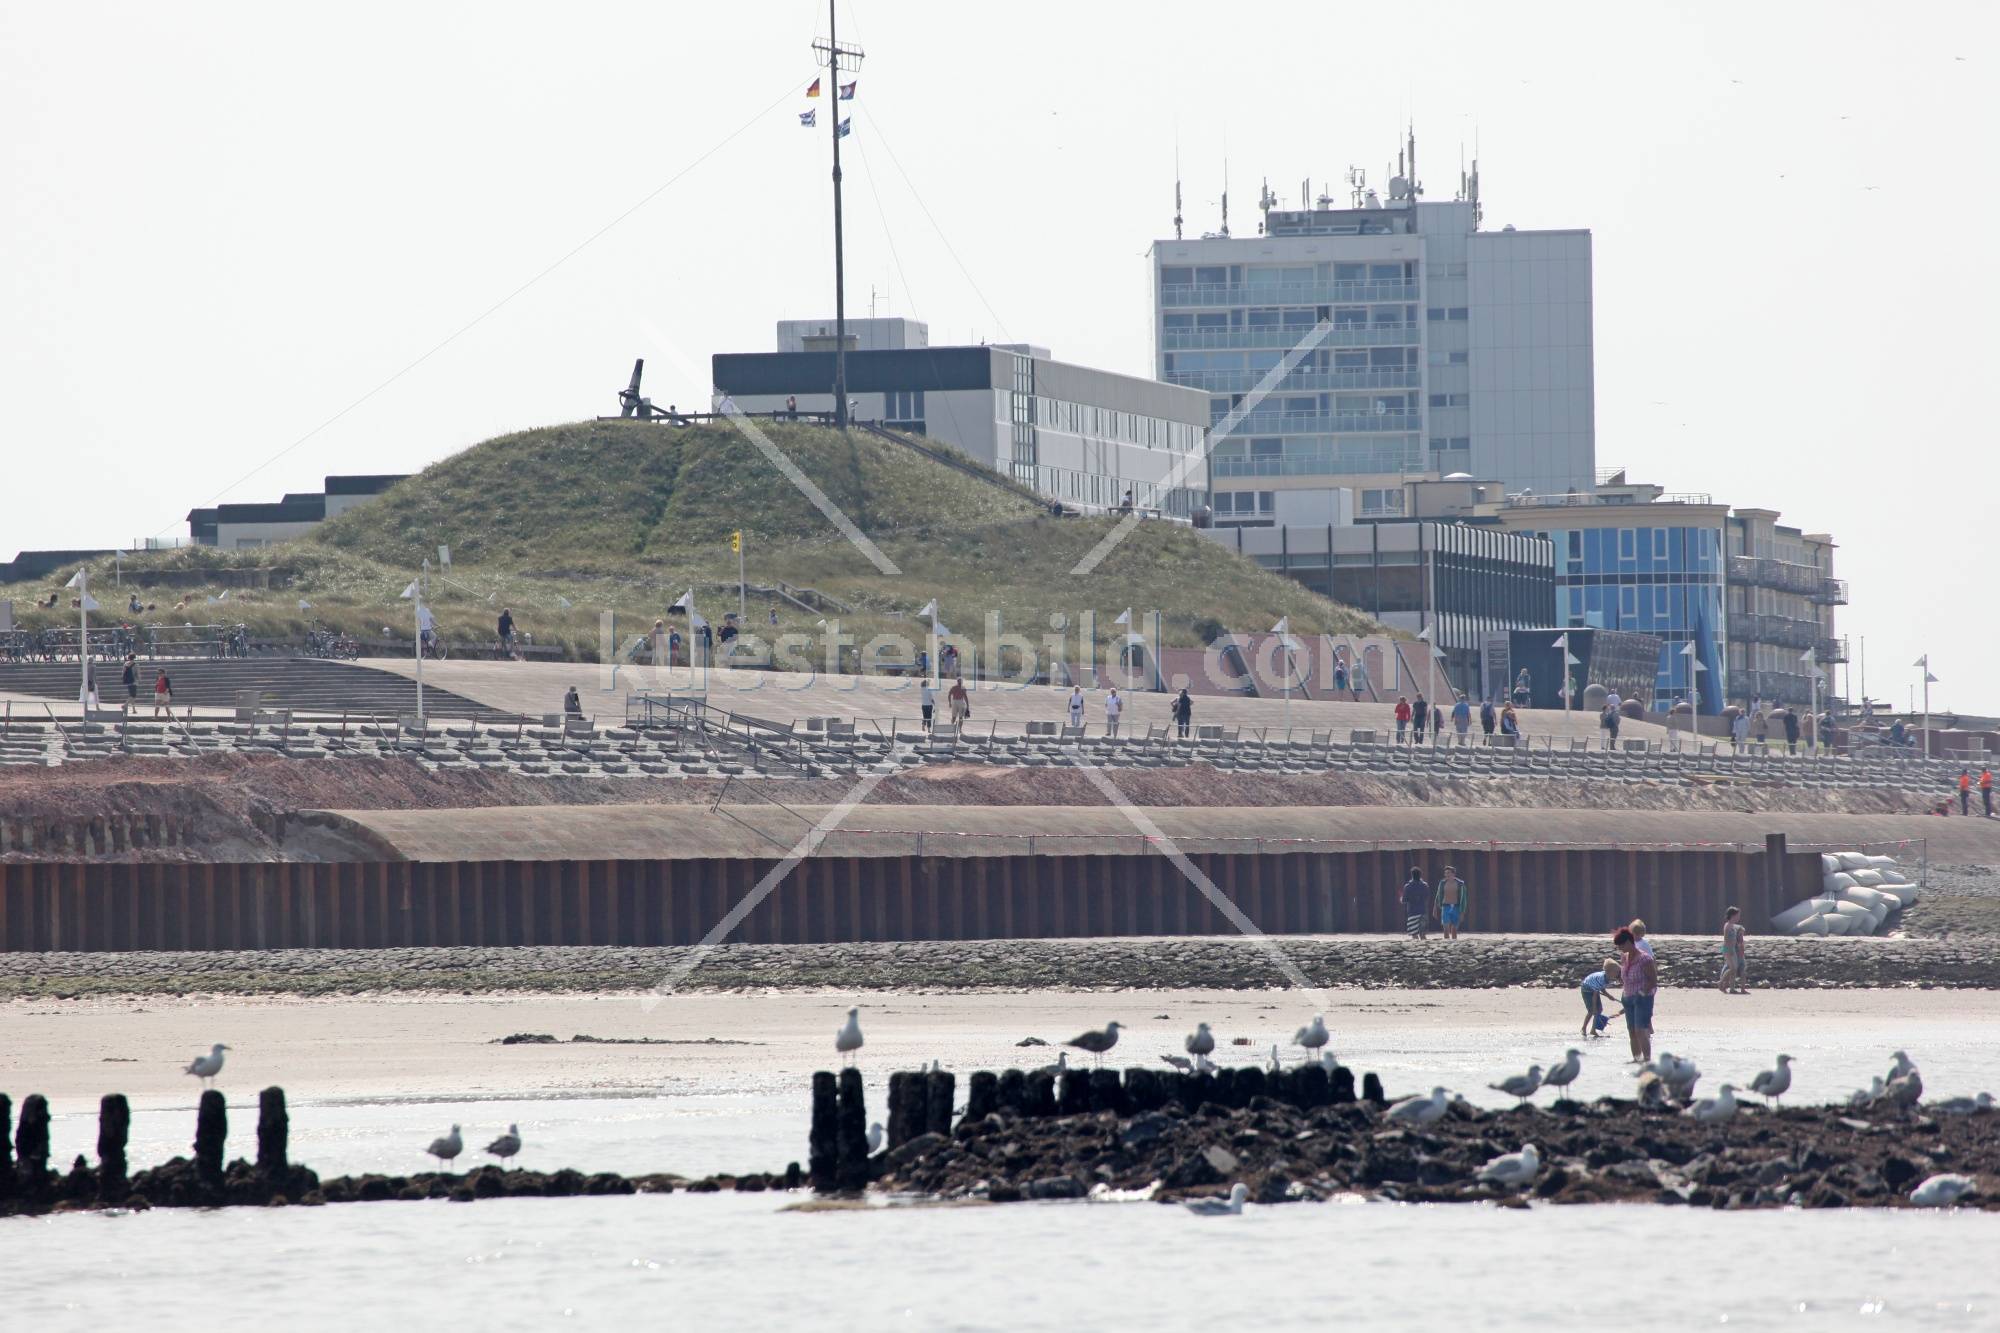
[813,3,864,431]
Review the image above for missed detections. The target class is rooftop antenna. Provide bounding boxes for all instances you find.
[1173,141,1183,239]
[811,1,865,431]
[1220,155,1230,237]
[1347,165,1366,209]
[1258,177,1276,232]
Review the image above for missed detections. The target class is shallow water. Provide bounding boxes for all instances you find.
[8,1192,1998,1331]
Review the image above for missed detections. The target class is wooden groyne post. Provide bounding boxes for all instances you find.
[257,1087,289,1175]
[97,1094,130,1197]
[808,1071,838,1192]
[835,1068,870,1193]
[194,1089,226,1188]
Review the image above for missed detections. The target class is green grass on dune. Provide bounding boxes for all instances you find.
[3,420,1382,660]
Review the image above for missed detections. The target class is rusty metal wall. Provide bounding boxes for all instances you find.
[0,843,1809,952]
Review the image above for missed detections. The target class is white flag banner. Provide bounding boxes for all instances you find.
[1912,655,1928,668]
[298,600,313,611]
[1552,632,1569,650]
[1270,615,1290,635]
[917,598,939,618]
[933,619,953,639]
[680,588,707,632]
[217,590,229,602]
[1113,608,1131,626]
[556,595,573,610]
[79,593,100,612]
[65,568,87,590]
[399,580,420,600]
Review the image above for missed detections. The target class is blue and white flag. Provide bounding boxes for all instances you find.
[836,117,851,139]
[799,109,816,127]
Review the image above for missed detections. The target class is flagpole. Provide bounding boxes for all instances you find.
[813,2,863,432]
[1921,655,1930,761]
[78,567,89,707]
[416,558,427,729]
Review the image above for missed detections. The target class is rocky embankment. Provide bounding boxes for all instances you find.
[6,929,2000,999]
[872,1064,1998,1210]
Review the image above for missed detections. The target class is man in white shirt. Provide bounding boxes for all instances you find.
[1104,687,1124,738]
[920,679,937,731]
[1067,687,1085,731]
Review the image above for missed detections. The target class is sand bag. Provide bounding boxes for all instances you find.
[1772,897,1833,933]
[1836,851,1872,871]
[1823,871,1858,896]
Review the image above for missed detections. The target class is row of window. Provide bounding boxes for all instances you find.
[1426,307,1470,321]
[1029,396,1201,452]
[1164,305,1418,330]
[1165,347,1418,374]
[1160,262,1416,286]
[1212,490,1276,515]
[1428,392,1468,408]
[1535,526,1724,575]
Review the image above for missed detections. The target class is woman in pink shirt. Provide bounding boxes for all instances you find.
[1614,926,1657,1063]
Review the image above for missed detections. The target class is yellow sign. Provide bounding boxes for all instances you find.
[730,530,742,553]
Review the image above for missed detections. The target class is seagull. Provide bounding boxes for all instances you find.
[1488,1064,1543,1107]
[1910,1173,1977,1208]
[1037,1051,1071,1077]
[1266,1044,1283,1075]
[866,1122,885,1154]
[835,1008,864,1066]
[1847,1076,1885,1109]
[1292,1014,1330,1062]
[1386,1086,1450,1128]
[1064,1021,1123,1068]
[1317,1051,1341,1073]
[183,1043,230,1088]
[1194,1053,1219,1075]
[1477,1143,1541,1187]
[1748,1054,1794,1107]
[1542,1049,1583,1100]
[1635,1069,1670,1109]
[1887,1050,1916,1082]
[1935,1092,1996,1116]
[1652,1053,1700,1102]
[484,1124,521,1167]
[1185,1023,1215,1061]
[1686,1084,1739,1125]
[427,1124,464,1171]
[1181,1183,1248,1216]
[1884,1068,1924,1109]
[1159,1054,1193,1074]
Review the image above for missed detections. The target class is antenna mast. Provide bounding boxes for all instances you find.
[812,2,865,430]
[1174,144,1183,240]
[1220,158,1230,237]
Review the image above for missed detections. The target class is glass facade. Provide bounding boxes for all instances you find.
[1532,523,1727,713]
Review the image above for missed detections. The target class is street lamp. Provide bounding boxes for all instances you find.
[1679,640,1706,752]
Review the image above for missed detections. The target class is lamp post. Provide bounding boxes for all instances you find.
[1679,640,1705,753]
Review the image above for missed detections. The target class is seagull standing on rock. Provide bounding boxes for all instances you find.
[1488,1064,1543,1107]
[1185,1023,1215,1062]
[1936,1092,1996,1116]
[1847,1076,1885,1109]
[1292,1014,1330,1063]
[1477,1143,1541,1187]
[1748,1054,1794,1108]
[183,1043,230,1088]
[1541,1049,1583,1101]
[1159,1054,1192,1074]
[1884,1067,1924,1109]
[427,1124,464,1171]
[1686,1084,1738,1125]
[835,1008,864,1067]
[1387,1087,1450,1128]
[866,1122,885,1155]
[1064,1021,1123,1068]
[1182,1183,1248,1216]
[484,1124,521,1168]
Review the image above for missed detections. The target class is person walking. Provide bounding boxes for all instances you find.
[152,668,173,718]
[1401,866,1432,941]
[1782,707,1801,755]
[1615,925,1658,1063]
[1104,687,1124,738]
[1479,696,1496,739]
[1730,707,1749,752]
[1433,866,1469,940]
[919,678,936,732]
[1411,692,1429,745]
[1333,657,1350,695]
[1172,687,1193,740]
[1599,699,1618,748]
[1067,686,1085,732]
[1719,906,1748,994]
[498,607,517,659]
[1512,668,1532,708]
[947,677,970,727]
[1450,692,1471,745]
[1959,768,1973,816]
[1982,767,1994,818]
[1751,706,1770,750]
[121,654,137,703]
[1393,695,1412,743]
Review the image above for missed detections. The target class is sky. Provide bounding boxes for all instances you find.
[2,1,1994,712]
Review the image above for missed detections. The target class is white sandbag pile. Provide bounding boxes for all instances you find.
[1770,853,1920,937]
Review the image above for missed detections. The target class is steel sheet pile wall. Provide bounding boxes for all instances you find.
[0,841,1807,953]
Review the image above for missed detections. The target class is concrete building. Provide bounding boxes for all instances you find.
[1200,519,1554,690]
[188,474,406,549]
[714,323,1211,517]
[1725,511,1846,708]
[777,316,929,353]
[1151,141,1594,516]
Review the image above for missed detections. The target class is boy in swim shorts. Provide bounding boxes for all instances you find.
[1579,957,1621,1039]
[1433,866,1469,940]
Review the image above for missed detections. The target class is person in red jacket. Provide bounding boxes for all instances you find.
[1394,695,1412,744]
[1959,769,1972,815]
[1982,768,1994,818]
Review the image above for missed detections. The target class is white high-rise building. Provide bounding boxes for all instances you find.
[1150,144,1594,516]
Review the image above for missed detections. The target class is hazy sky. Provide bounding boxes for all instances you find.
[3,1,1993,711]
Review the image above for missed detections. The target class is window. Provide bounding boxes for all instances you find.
[1164,313,1193,329]
[1194,266,1227,285]
[1334,263,1365,281]
[1428,392,1468,408]
[1369,263,1401,282]
[1447,307,1469,321]
[1161,267,1192,285]
[1426,307,1446,321]
[1449,350,1469,364]
[1619,528,1637,561]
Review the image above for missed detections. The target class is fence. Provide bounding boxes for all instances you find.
[0,837,1814,952]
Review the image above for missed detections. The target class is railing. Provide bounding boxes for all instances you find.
[1214,453,1422,478]
[1225,411,1423,435]
[1817,636,1849,664]
[1161,281,1418,307]
[1166,369,1421,393]
[1727,554,1832,597]
[1161,325,1420,351]
[1811,577,1849,605]
[1505,491,1713,508]
[1732,613,1821,650]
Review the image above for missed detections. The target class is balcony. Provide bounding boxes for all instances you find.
[1732,612,1820,650]
[1161,324,1421,351]
[1506,491,1713,508]
[1227,411,1422,435]
[1167,368,1421,394]
[1214,453,1423,479]
[1161,281,1419,308]
[1811,577,1849,605]
[1727,554,1831,597]
[1817,636,1849,664]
